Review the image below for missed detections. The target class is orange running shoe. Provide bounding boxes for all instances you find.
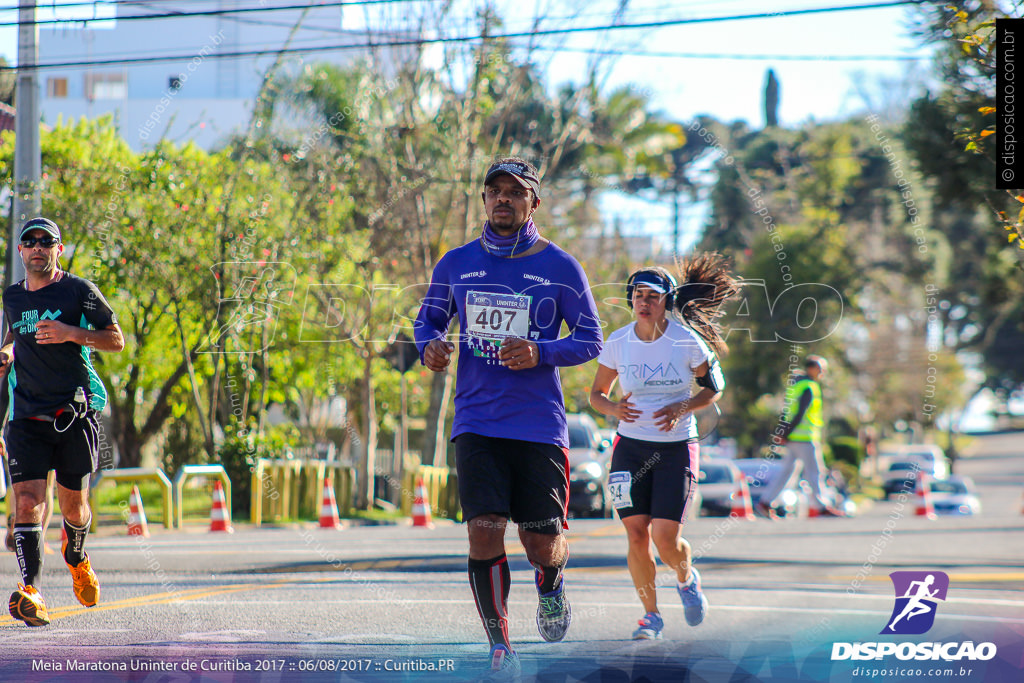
[9,584,50,626]
[63,541,100,607]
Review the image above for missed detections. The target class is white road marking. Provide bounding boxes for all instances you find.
[177,630,267,641]
[164,598,1024,624]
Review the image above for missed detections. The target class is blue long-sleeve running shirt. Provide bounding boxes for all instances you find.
[414,239,602,448]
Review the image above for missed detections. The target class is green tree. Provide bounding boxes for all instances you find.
[904,1,1024,401]
[0,57,14,106]
[696,115,960,451]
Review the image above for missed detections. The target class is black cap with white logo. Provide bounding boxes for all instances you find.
[484,159,541,197]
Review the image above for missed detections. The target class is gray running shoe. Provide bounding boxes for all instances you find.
[536,584,572,642]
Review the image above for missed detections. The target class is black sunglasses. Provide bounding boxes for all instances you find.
[21,236,60,248]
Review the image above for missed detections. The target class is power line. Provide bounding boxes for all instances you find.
[0,0,929,72]
[5,0,118,10]
[0,0,432,27]
[7,0,213,11]
[20,35,929,69]
[10,35,383,67]
[528,45,929,61]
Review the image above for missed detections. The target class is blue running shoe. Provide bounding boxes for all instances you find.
[536,584,572,642]
[632,611,664,640]
[487,643,521,681]
[677,567,708,626]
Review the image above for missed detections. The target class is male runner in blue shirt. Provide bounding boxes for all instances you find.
[415,157,602,676]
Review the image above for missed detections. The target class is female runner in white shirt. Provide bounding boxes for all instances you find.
[589,254,738,640]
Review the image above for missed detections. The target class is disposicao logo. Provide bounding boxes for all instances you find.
[831,570,997,663]
[881,570,949,635]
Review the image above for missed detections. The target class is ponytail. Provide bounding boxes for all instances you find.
[671,252,739,357]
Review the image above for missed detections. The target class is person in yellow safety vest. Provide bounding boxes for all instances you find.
[757,355,845,518]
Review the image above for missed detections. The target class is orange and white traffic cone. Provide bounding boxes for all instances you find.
[913,471,936,520]
[209,480,234,533]
[127,484,150,537]
[729,478,756,521]
[319,477,343,530]
[411,477,434,528]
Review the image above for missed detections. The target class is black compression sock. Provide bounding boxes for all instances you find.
[468,554,511,649]
[533,561,565,595]
[13,523,43,588]
[63,518,90,566]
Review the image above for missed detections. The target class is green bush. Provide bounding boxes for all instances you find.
[217,421,300,516]
[828,435,865,468]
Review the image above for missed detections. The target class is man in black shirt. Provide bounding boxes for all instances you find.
[1,217,124,626]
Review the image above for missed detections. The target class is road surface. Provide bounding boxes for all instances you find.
[0,432,1020,682]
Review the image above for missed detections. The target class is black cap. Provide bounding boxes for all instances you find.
[484,159,541,197]
[20,217,61,242]
[806,355,829,373]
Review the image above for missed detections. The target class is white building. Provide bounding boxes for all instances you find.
[37,1,413,149]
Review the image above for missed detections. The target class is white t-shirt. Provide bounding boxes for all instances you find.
[597,319,713,442]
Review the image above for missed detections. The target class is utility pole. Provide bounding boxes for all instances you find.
[8,0,41,288]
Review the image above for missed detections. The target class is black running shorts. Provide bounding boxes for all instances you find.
[5,411,100,490]
[455,432,569,535]
[608,434,698,521]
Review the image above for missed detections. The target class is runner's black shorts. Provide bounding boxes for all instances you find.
[455,432,569,535]
[608,434,698,521]
[5,411,100,490]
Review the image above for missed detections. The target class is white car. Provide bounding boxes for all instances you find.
[695,457,745,517]
[566,413,609,469]
[894,445,950,479]
[566,413,612,517]
[881,456,947,498]
[879,444,950,480]
[928,475,982,516]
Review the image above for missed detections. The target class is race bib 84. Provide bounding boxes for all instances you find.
[608,471,633,509]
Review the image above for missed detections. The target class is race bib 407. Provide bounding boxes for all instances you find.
[465,291,531,340]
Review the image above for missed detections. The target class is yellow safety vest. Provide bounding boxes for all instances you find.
[785,377,822,442]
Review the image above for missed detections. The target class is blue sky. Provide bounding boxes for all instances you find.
[0,1,934,128]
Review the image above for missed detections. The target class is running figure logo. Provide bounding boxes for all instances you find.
[881,571,949,635]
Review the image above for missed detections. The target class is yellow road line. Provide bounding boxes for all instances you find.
[0,578,308,626]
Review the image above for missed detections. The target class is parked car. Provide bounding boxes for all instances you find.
[881,456,947,499]
[733,458,809,518]
[893,444,950,479]
[877,444,950,480]
[928,475,981,516]
[566,413,612,518]
[695,457,745,517]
